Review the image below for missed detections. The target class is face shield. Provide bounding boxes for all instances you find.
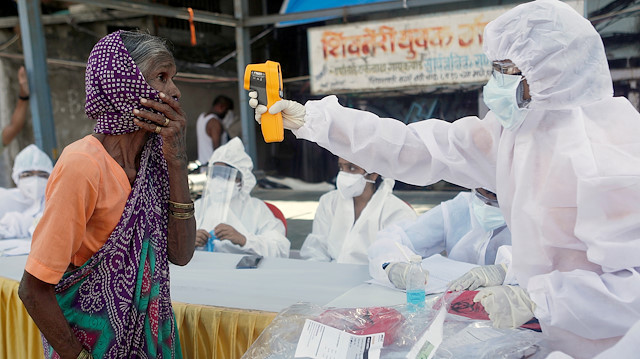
[196,164,238,228]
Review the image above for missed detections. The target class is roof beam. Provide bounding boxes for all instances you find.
[0,10,141,29]
[66,0,238,27]
[64,0,470,28]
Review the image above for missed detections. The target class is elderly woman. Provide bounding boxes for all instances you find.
[18,31,195,358]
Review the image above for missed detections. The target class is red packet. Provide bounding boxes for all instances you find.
[316,307,405,346]
[446,291,490,320]
[434,291,542,331]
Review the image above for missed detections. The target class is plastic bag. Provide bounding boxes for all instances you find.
[243,296,550,359]
[316,307,405,346]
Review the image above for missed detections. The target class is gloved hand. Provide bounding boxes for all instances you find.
[473,285,536,329]
[384,262,429,290]
[447,263,507,292]
[248,91,306,130]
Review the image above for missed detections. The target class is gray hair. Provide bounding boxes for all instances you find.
[120,31,174,78]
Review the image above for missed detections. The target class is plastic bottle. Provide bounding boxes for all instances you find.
[406,254,426,308]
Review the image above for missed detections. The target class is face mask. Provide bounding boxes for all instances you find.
[336,172,374,199]
[17,176,48,201]
[471,196,506,232]
[483,73,530,130]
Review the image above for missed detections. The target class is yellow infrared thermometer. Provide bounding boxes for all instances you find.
[244,60,284,143]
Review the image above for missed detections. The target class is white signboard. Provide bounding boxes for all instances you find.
[308,1,583,94]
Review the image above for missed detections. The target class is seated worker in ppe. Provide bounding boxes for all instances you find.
[194,137,290,257]
[0,66,30,187]
[369,188,512,290]
[0,144,52,238]
[250,1,640,356]
[300,157,417,264]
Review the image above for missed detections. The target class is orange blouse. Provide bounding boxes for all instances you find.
[26,135,131,284]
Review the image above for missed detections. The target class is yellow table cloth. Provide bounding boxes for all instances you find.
[0,276,276,359]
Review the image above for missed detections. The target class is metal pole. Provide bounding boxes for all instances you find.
[234,0,257,164]
[17,0,58,159]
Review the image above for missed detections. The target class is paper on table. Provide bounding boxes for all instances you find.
[0,238,31,256]
[294,319,384,359]
[367,254,478,294]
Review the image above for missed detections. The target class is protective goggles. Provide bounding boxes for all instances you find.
[473,189,499,207]
[491,60,523,86]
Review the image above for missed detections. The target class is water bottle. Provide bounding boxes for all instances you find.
[406,255,426,308]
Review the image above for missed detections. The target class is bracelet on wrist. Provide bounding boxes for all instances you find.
[18,94,29,101]
[168,200,194,210]
[169,208,194,219]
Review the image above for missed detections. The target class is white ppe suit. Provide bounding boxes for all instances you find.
[0,144,52,238]
[368,192,511,284]
[195,138,290,257]
[291,1,640,356]
[546,320,640,359]
[300,178,417,264]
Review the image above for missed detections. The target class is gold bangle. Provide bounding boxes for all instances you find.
[169,208,194,219]
[168,200,194,210]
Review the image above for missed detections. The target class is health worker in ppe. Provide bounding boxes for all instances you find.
[194,137,290,257]
[0,144,52,239]
[299,157,417,264]
[369,188,512,290]
[250,1,640,356]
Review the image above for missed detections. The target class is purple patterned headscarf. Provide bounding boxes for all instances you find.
[42,31,181,358]
[85,30,161,135]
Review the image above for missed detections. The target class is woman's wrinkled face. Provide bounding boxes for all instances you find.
[144,60,181,99]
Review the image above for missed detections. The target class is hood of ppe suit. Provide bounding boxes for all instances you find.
[11,145,53,185]
[208,137,256,195]
[483,0,612,110]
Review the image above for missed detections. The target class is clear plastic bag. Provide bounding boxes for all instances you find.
[243,294,550,359]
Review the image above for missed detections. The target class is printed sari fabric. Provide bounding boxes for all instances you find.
[42,30,181,358]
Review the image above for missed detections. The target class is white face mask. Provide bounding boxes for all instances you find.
[336,172,374,199]
[17,176,48,201]
[483,73,531,130]
[471,196,506,232]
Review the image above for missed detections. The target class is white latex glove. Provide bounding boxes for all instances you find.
[384,262,429,290]
[248,91,305,130]
[385,262,410,290]
[473,285,536,329]
[447,263,507,292]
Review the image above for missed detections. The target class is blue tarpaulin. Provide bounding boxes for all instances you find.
[279,0,392,27]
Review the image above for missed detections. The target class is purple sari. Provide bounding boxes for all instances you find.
[42,31,181,359]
